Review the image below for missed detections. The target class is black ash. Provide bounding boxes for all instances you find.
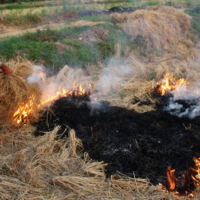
[35,96,200,185]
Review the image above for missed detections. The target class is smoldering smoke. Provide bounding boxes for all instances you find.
[27,64,88,107]
[95,58,134,94]
[88,58,134,111]
[27,65,46,84]
[164,84,200,119]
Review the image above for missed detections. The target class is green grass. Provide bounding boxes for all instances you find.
[5,0,200,69]
[61,39,100,67]
[0,1,49,10]
[2,10,42,26]
[1,0,200,28]
[0,37,57,65]
[185,6,200,37]
[141,1,160,7]
[97,41,114,59]
[24,26,96,42]
[0,25,102,68]
[80,15,111,22]
[0,20,143,69]
[0,35,101,68]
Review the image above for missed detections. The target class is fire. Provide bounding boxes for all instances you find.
[13,82,90,126]
[167,166,178,191]
[13,95,37,125]
[40,82,87,106]
[158,73,187,96]
[163,157,200,198]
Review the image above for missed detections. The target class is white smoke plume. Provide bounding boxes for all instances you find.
[27,65,46,84]
[95,58,134,94]
[27,65,89,107]
[88,58,134,111]
[95,58,133,95]
[164,83,200,119]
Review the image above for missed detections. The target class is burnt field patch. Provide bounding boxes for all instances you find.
[35,96,200,185]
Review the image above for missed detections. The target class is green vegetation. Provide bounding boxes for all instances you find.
[0,20,145,68]
[186,6,200,36]
[3,11,42,26]
[0,36,57,65]
[97,41,114,58]
[0,32,99,68]
[141,1,160,7]
[1,0,200,28]
[0,1,48,10]
[1,0,200,70]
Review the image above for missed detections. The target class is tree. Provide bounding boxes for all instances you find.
[0,0,5,4]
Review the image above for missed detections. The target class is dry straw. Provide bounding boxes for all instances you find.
[111,6,195,52]
[0,125,183,199]
[106,6,200,111]
[0,59,41,126]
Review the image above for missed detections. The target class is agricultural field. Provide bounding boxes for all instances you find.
[1,0,200,199]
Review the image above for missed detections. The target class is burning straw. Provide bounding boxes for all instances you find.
[0,59,41,127]
[103,6,200,112]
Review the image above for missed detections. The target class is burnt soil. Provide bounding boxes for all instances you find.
[35,96,200,186]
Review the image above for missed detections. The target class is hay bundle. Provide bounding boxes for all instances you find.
[0,126,172,199]
[111,6,195,52]
[0,59,41,126]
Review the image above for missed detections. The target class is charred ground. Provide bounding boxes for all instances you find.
[35,96,200,186]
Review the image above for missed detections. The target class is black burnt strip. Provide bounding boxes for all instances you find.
[35,97,200,185]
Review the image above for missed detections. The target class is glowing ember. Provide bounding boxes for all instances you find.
[13,82,90,126]
[158,73,187,96]
[163,157,200,198]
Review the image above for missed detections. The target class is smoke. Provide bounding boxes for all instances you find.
[87,57,134,111]
[27,65,46,84]
[95,58,134,94]
[164,84,200,119]
[27,65,88,107]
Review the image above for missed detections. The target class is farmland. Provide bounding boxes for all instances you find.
[1,0,200,199]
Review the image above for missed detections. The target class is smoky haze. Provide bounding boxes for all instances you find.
[164,83,200,119]
[27,65,89,107]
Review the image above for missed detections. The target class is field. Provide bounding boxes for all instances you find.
[1,0,200,199]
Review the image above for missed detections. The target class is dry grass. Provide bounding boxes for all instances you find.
[99,6,199,111]
[0,59,41,126]
[111,6,196,53]
[0,125,186,200]
[1,4,200,200]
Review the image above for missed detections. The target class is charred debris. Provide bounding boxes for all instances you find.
[35,92,200,186]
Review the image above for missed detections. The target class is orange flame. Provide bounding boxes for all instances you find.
[13,95,37,125]
[40,82,87,106]
[13,82,90,126]
[167,166,178,191]
[158,73,187,96]
[164,157,200,198]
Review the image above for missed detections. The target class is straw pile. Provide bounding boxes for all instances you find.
[0,125,182,200]
[0,59,41,126]
[103,6,200,111]
[111,6,197,55]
